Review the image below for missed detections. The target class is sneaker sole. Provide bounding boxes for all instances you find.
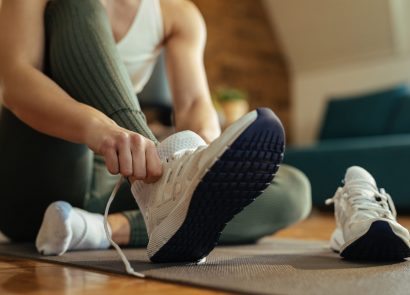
[150,108,285,263]
[340,220,410,261]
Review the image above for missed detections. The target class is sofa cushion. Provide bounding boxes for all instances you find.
[389,94,410,134]
[319,85,409,140]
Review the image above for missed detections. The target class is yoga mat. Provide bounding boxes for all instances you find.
[0,238,409,295]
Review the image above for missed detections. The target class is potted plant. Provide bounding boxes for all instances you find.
[214,87,249,126]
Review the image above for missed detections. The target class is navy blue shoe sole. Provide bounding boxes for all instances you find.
[150,108,285,263]
[341,220,410,261]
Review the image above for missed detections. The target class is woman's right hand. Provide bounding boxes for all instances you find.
[85,117,163,184]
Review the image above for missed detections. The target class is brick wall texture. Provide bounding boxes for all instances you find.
[191,0,291,139]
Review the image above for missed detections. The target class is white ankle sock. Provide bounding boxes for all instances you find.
[36,201,110,255]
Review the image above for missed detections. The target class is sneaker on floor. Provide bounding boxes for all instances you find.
[131,108,285,263]
[326,166,410,261]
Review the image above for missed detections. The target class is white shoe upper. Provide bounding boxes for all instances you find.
[131,130,207,237]
[326,166,410,251]
[131,110,259,258]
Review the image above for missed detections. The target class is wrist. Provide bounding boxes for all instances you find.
[82,111,117,152]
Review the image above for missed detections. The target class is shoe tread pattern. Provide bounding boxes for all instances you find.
[151,108,285,263]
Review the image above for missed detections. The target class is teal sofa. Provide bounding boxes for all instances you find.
[284,86,410,210]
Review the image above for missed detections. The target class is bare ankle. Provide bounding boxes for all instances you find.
[107,214,131,245]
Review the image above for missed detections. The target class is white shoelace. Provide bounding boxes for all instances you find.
[104,176,145,278]
[325,180,397,220]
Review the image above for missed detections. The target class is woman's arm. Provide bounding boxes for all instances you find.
[164,0,221,144]
[0,0,161,181]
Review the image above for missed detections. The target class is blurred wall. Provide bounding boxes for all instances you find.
[263,0,410,145]
[191,0,292,137]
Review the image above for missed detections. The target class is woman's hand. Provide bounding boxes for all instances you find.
[85,117,163,183]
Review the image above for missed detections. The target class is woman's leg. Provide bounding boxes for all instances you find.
[219,165,312,244]
[38,0,159,248]
[0,0,156,244]
[44,0,158,142]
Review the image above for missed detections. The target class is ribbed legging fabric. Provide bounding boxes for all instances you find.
[0,0,312,246]
[45,0,158,143]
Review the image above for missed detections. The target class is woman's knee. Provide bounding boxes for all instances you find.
[271,164,312,224]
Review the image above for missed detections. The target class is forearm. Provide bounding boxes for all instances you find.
[2,64,114,147]
[175,98,221,143]
[2,64,162,181]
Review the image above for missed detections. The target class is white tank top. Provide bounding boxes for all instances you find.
[116,0,164,94]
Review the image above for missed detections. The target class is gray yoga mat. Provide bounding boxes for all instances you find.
[0,238,409,295]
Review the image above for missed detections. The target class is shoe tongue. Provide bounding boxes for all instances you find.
[156,131,207,161]
[345,166,377,187]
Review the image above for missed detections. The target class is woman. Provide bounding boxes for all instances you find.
[0,0,311,260]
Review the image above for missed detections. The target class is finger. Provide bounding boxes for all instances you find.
[144,141,163,183]
[117,133,133,176]
[104,148,119,175]
[130,134,146,180]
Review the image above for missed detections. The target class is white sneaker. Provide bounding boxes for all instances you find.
[326,166,410,260]
[131,108,285,263]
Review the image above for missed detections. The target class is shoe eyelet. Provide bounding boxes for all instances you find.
[166,171,173,184]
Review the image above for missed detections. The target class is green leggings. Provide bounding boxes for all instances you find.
[0,0,311,245]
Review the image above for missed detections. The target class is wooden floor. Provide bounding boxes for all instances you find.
[1,211,410,295]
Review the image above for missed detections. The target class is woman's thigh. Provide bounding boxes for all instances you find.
[0,107,93,241]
